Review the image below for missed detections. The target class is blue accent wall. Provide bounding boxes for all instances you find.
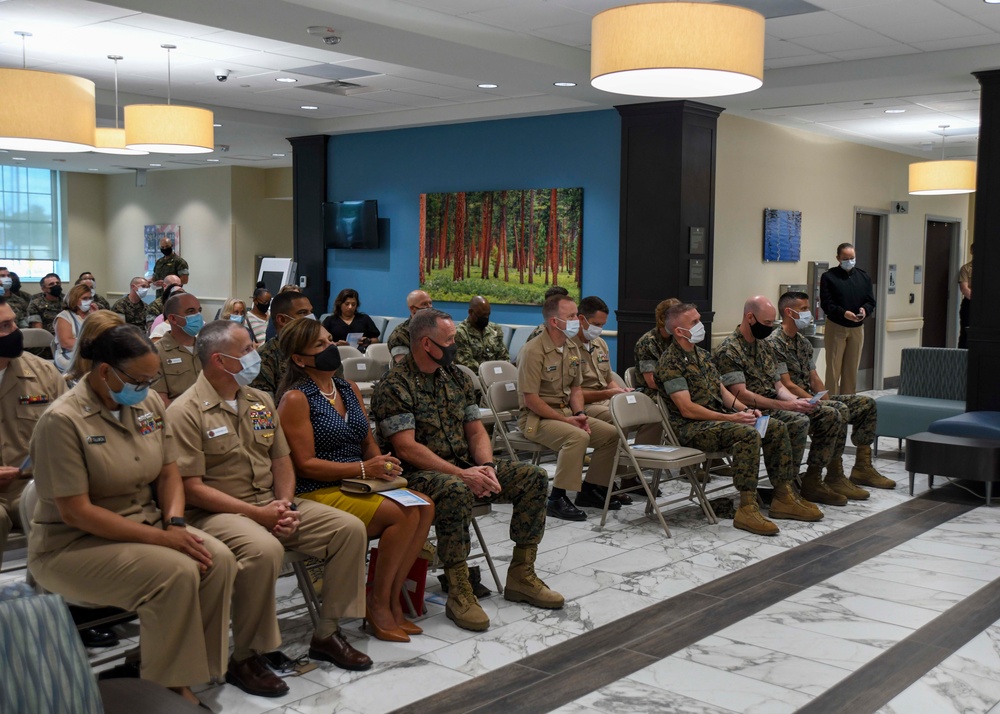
[326,109,621,363]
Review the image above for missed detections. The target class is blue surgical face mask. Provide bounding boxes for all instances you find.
[107,367,150,406]
[178,313,204,337]
[840,259,856,271]
[793,310,813,330]
[222,349,261,387]
[229,314,245,323]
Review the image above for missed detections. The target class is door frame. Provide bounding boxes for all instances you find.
[923,215,963,348]
[854,207,888,389]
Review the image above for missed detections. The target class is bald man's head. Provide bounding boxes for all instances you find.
[407,290,433,316]
[468,295,491,326]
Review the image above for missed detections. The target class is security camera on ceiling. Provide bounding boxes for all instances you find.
[307,25,341,45]
[215,69,232,82]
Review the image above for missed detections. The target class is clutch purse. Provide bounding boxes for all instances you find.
[340,475,407,494]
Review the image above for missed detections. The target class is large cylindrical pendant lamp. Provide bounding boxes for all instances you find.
[908,160,977,195]
[94,127,150,155]
[591,2,765,98]
[124,104,214,154]
[0,68,96,152]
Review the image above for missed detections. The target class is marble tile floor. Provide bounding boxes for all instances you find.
[3,432,997,713]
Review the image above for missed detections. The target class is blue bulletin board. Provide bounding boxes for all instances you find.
[763,209,801,262]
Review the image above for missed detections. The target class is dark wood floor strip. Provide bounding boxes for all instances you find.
[796,574,1000,714]
[394,487,980,714]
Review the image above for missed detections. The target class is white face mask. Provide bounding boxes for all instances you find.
[793,310,813,330]
[79,299,93,312]
[583,322,602,341]
[559,318,579,339]
[840,258,856,271]
[0,277,11,290]
[135,286,148,298]
[682,321,706,344]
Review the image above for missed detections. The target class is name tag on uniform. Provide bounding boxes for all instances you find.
[18,394,49,405]
[166,357,183,365]
[546,365,557,372]
[86,435,106,444]
[207,425,230,439]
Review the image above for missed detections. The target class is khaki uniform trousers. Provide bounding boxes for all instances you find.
[824,321,864,395]
[30,526,236,688]
[0,478,28,564]
[525,410,618,491]
[188,498,366,660]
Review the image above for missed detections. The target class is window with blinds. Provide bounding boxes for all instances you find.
[0,167,61,279]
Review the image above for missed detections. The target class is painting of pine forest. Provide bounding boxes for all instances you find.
[418,187,583,305]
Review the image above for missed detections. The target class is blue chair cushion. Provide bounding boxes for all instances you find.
[929,411,1000,441]
[876,396,966,439]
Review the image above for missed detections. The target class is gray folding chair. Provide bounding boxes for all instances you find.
[479,360,518,391]
[485,381,548,464]
[341,356,377,404]
[623,366,641,389]
[337,345,364,361]
[366,342,391,377]
[455,364,494,427]
[656,396,737,503]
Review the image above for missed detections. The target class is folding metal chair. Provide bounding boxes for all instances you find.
[485,381,549,464]
[341,355,377,403]
[655,396,738,504]
[478,360,518,392]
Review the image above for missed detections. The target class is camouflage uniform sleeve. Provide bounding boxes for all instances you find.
[768,333,790,376]
[176,257,190,276]
[453,322,477,370]
[387,324,410,358]
[371,374,416,438]
[26,296,43,325]
[713,340,747,387]
[492,324,510,362]
[635,334,659,376]
[454,368,481,423]
[654,347,688,395]
[525,324,544,343]
[249,341,280,395]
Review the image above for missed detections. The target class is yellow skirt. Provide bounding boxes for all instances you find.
[299,486,384,526]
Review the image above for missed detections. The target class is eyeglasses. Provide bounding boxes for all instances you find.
[112,365,162,391]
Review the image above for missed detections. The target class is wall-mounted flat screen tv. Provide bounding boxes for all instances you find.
[324,200,379,249]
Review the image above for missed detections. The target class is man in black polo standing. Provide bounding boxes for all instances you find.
[821,242,875,395]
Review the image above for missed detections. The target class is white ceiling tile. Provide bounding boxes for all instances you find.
[355,90,454,108]
[765,36,825,59]
[396,0,499,14]
[833,0,972,29]
[463,0,589,32]
[766,10,865,40]
[907,34,1000,52]
[935,0,1000,33]
[826,44,920,60]
[763,54,840,69]
[876,17,992,44]
[110,12,224,37]
[786,27,901,52]
[528,22,591,47]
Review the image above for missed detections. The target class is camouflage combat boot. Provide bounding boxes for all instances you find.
[800,464,848,506]
[733,491,779,536]
[769,482,824,521]
[850,445,896,489]
[504,545,564,609]
[825,456,870,500]
[444,562,490,631]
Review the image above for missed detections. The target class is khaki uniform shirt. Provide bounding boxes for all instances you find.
[112,295,152,329]
[714,327,780,400]
[573,333,613,392]
[633,328,671,397]
[155,331,202,401]
[7,293,29,327]
[371,354,480,469]
[387,318,412,359]
[958,260,973,289]
[768,329,815,394]
[516,329,582,436]
[655,340,727,427]
[28,380,173,553]
[27,294,63,333]
[168,373,290,507]
[454,319,509,371]
[0,351,67,474]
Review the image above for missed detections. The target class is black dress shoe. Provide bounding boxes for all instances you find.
[309,631,372,671]
[225,654,289,698]
[79,626,120,648]
[546,495,587,521]
[574,486,621,510]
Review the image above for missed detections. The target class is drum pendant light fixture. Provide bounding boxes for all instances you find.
[908,125,976,195]
[93,55,149,156]
[0,31,97,152]
[591,2,765,98]
[125,44,214,154]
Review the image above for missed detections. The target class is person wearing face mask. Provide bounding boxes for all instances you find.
[372,308,561,632]
[146,274,183,321]
[251,291,322,397]
[655,303,819,534]
[454,295,509,371]
[112,276,155,329]
[168,320,372,689]
[714,296,842,508]
[516,295,620,520]
[27,273,65,334]
[153,293,204,406]
[0,267,28,327]
[151,236,190,298]
[275,319,433,643]
[27,324,237,709]
[247,285,272,346]
[52,284,97,374]
[523,285,570,345]
[571,296,627,422]
[820,242,875,395]
[770,292,895,492]
[387,289,434,363]
[322,288,381,351]
[76,273,111,311]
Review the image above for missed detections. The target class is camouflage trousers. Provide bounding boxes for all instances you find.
[675,419,795,492]
[802,404,842,468]
[405,460,548,568]
[763,410,810,470]
[828,394,878,454]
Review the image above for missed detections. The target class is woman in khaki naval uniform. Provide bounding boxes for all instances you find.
[27,325,236,708]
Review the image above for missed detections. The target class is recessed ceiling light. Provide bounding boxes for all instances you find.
[88,168,99,171]
[272,153,285,157]
[275,77,298,83]
[149,163,162,167]
[553,82,577,87]
[12,157,26,162]
[884,109,906,114]
[213,123,223,128]
[478,83,498,89]
[301,105,319,110]
[206,158,220,162]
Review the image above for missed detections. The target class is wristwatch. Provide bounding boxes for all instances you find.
[574,410,586,417]
[165,516,186,529]
[482,461,496,470]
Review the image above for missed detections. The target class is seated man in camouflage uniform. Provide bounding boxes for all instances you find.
[250,291,316,397]
[372,308,562,632]
[0,267,28,327]
[656,303,822,535]
[112,276,154,329]
[454,295,509,371]
[769,291,894,491]
[27,273,64,334]
[387,290,433,363]
[715,295,844,508]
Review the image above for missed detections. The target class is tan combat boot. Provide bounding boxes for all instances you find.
[504,545,565,609]
[769,482,824,521]
[850,445,897,489]
[733,491,779,536]
[825,456,870,500]
[799,464,848,506]
[444,563,490,631]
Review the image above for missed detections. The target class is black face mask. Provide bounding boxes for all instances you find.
[428,338,458,368]
[474,315,490,330]
[48,284,63,299]
[749,316,775,340]
[0,329,24,359]
[161,247,173,256]
[301,345,342,373]
[256,302,270,314]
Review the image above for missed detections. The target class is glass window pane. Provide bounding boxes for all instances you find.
[26,168,51,195]
[29,222,55,259]
[27,193,51,218]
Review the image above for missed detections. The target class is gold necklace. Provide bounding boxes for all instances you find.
[319,383,337,405]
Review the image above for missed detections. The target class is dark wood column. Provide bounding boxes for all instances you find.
[967,70,1000,411]
[288,134,329,314]
[614,101,723,370]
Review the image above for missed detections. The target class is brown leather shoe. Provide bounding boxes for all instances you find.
[225,654,289,698]
[309,631,373,671]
